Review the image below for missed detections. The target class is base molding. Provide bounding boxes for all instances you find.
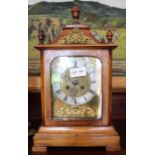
[32,126,121,152]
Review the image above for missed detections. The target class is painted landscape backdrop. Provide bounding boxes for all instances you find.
[28,0,126,75]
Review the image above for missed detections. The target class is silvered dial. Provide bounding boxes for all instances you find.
[51,57,98,106]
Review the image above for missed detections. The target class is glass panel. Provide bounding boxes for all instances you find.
[50,56,102,120]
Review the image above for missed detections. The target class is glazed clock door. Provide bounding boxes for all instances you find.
[50,56,102,120]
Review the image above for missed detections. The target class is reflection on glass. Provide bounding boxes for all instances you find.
[50,57,102,120]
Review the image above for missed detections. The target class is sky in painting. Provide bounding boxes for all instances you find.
[28,0,126,9]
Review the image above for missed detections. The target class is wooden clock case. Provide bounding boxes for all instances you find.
[32,6,121,152]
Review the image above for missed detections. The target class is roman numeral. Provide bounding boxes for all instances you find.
[73,98,77,104]
[88,89,95,95]
[88,70,95,74]
[91,80,96,83]
[83,96,87,102]
[63,95,68,102]
[55,89,62,95]
[74,60,77,67]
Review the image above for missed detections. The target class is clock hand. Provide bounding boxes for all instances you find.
[72,85,77,104]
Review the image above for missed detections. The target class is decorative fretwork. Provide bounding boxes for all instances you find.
[58,27,95,44]
[55,105,96,118]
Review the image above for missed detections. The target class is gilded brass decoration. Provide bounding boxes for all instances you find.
[55,105,96,118]
[58,27,95,44]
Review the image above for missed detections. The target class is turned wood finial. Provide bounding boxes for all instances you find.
[38,24,45,45]
[38,30,45,45]
[106,30,113,44]
[71,6,80,24]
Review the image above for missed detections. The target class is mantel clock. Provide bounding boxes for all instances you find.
[32,6,121,152]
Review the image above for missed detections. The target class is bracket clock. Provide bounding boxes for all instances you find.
[32,6,121,152]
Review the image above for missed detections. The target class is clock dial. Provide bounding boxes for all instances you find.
[52,58,98,106]
[51,57,102,119]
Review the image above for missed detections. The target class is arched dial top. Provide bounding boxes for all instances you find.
[51,57,102,106]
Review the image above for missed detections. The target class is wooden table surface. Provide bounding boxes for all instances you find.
[28,76,126,93]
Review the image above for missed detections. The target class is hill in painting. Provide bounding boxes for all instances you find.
[28,0,126,28]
